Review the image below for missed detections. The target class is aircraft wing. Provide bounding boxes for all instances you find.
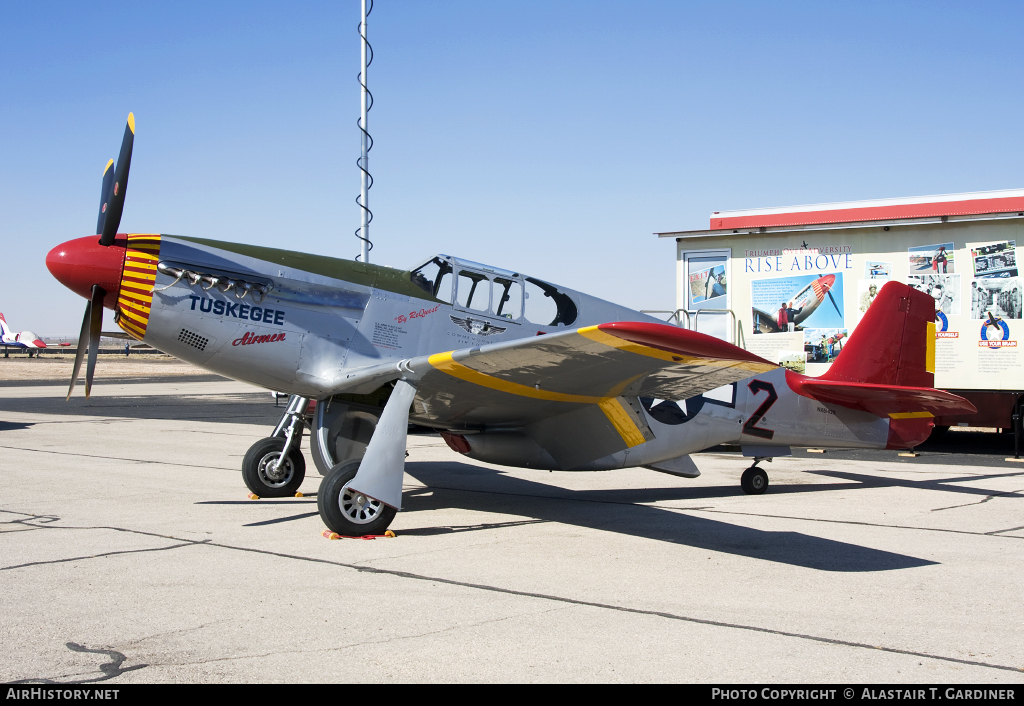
[410,321,775,421]
[345,322,776,469]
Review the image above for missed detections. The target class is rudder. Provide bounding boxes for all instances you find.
[824,281,935,387]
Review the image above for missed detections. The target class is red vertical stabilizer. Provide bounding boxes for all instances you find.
[824,281,935,388]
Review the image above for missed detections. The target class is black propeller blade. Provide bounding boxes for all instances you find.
[96,158,115,235]
[827,289,842,317]
[67,285,105,400]
[85,285,104,398]
[98,113,134,246]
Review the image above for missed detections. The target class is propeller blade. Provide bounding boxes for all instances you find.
[84,285,105,398]
[66,285,107,399]
[96,158,115,235]
[827,289,842,317]
[98,113,135,246]
[67,298,93,400]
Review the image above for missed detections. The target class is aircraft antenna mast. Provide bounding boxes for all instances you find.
[355,0,374,263]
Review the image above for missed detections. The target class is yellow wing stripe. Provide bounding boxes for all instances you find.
[598,398,646,447]
[427,352,647,447]
[889,411,934,419]
[428,352,602,403]
[578,325,774,373]
[578,325,678,361]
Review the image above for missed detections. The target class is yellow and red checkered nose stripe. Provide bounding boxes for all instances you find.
[116,234,161,340]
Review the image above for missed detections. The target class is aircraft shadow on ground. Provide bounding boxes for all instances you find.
[0,421,34,431]
[401,462,937,573]
[804,469,1024,499]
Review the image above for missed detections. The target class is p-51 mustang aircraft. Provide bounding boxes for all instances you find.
[46,115,976,536]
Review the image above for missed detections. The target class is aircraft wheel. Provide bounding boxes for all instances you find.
[317,460,396,536]
[740,466,769,495]
[242,437,306,497]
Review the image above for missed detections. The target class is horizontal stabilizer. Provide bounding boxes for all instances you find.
[787,375,976,418]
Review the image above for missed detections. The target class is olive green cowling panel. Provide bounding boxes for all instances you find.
[174,236,441,303]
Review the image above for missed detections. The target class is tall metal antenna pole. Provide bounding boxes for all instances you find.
[358,0,370,263]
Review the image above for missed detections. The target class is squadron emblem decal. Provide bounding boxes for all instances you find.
[449,315,506,337]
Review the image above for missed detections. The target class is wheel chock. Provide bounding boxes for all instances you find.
[321,529,397,540]
[247,492,260,500]
[295,492,304,498]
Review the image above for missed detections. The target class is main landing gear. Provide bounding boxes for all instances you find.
[242,395,311,498]
[740,457,771,495]
[317,460,397,536]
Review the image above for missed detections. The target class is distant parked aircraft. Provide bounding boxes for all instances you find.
[0,312,61,357]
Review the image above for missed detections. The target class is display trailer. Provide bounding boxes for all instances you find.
[657,188,1024,438]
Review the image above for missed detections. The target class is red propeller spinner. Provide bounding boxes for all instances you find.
[45,235,126,310]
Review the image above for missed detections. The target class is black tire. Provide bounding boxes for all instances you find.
[740,466,769,495]
[242,437,306,497]
[929,425,950,440]
[317,460,397,536]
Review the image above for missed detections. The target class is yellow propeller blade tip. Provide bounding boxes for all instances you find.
[127,112,135,133]
[103,158,114,174]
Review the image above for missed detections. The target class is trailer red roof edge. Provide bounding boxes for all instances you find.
[711,194,1024,230]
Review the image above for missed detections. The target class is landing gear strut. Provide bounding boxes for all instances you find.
[740,457,771,495]
[241,395,311,497]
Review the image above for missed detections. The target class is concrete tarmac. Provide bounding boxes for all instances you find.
[1,375,1023,683]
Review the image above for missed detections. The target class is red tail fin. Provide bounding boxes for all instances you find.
[825,281,934,387]
[785,281,975,424]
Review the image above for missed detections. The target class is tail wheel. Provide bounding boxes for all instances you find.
[317,460,397,536]
[242,437,306,497]
[740,466,769,495]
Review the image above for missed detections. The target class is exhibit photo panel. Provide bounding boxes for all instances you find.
[971,240,1017,279]
[909,242,955,274]
[750,272,845,335]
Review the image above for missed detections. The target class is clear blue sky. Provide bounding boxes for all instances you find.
[2,1,1022,334]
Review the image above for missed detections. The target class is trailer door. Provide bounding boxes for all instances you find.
[681,249,731,342]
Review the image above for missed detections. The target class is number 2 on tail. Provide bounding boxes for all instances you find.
[743,380,777,440]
